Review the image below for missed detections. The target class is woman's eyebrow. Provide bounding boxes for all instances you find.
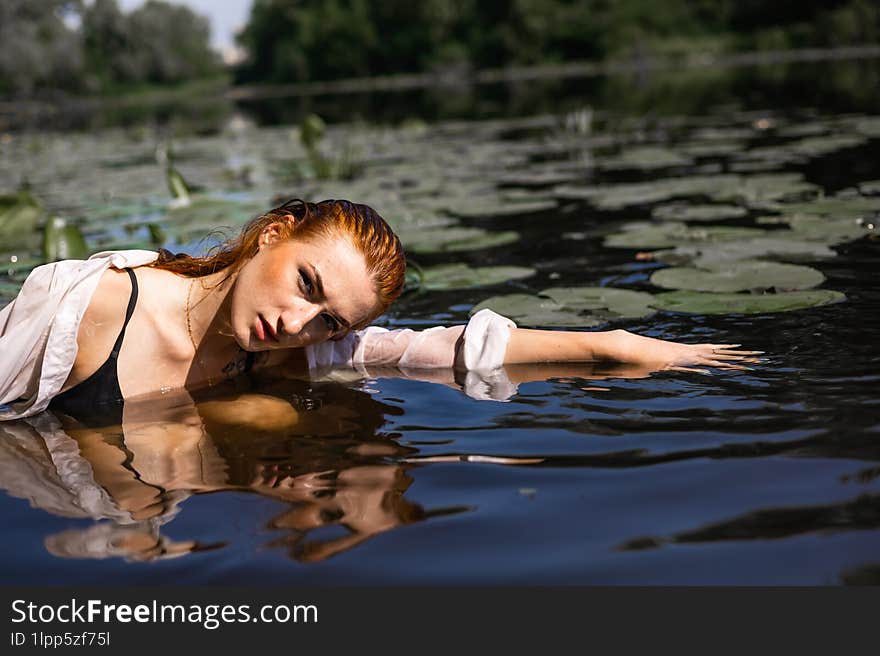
[311,264,352,329]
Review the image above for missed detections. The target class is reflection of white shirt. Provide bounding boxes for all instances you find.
[0,250,517,419]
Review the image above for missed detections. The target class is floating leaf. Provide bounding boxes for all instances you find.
[540,287,657,319]
[756,214,868,245]
[421,263,534,290]
[858,180,880,196]
[599,146,692,171]
[652,289,845,315]
[653,237,837,266]
[42,217,88,262]
[470,293,601,327]
[166,166,191,204]
[404,227,520,253]
[604,222,765,249]
[651,203,748,222]
[446,198,557,219]
[650,260,825,293]
[0,190,44,251]
[299,114,326,150]
[0,279,23,302]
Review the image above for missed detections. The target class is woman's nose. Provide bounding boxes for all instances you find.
[279,303,321,336]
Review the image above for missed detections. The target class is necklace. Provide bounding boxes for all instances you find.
[185,277,198,353]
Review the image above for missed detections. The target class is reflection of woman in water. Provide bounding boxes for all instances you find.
[0,198,758,420]
[0,380,435,563]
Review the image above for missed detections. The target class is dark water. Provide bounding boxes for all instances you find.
[1,60,879,585]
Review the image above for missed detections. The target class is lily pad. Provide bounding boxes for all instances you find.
[651,203,748,222]
[421,263,535,290]
[652,289,846,315]
[654,237,837,266]
[650,260,825,293]
[164,197,264,242]
[0,279,23,302]
[0,190,44,250]
[470,293,602,328]
[858,180,880,196]
[709,173,820,204]
[540,286,657,319]
[43,217,88,262]
[403,227,520,253]
[604,222,765,249]
[756,214,868,245]
[446,198,557,219]
[599,146,692,171]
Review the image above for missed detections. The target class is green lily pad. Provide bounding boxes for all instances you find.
[652,203,748,222]
[0,190,44,250]
[756,214,868,245]
[164,197,264,242]
[604,222,765,249]
[849,116,880,138]
[785,134,865,157]
[404,227,520,253]
[650,260,825,293]
[494,171,582,187]
[421,263,534,290]
[858,180,880,196]
[554,173,817,211]
[470,293,602,328]
[43,217,88,262]
[470,285,657,327]
[599,146,692,171]
[0,279,23,302]
[652,289,846,315]
[778,194,879,219]
[540,286,657,319]
[446,198,557,219]
[166,166,191,203]
[708,173,820,204]
[654,237,837,266]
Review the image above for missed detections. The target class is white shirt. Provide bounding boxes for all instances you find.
[0,250,517,419]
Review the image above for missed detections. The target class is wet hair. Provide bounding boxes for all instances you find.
[150,199,406,327]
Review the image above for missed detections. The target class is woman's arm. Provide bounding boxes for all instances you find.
[504,328,761,373]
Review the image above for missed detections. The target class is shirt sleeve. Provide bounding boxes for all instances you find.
[304,309,519,401]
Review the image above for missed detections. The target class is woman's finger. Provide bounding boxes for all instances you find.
[669,366,710,374]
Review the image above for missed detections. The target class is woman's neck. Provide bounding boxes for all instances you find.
[185,268,239,360]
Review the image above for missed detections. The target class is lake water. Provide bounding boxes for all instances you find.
[1,59,878,584]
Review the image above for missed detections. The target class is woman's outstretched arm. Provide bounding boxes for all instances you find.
[503,328,761,373]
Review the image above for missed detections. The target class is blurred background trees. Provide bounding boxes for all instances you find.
[0,0,878,98]
[0,0,221,97]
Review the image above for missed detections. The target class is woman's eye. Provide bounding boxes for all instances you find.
[321,314,338,332]
[299,269,313,294]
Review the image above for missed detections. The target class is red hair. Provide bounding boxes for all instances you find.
[149,199,406,327]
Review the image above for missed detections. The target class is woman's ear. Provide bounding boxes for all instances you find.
[259,216,297,247]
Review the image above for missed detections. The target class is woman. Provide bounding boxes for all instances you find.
[0,198,758,421]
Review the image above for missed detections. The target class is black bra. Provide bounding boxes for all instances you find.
[49,268,139,424]
[50,269,258,426]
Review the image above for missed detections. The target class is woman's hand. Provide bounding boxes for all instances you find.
[599,329,763,374]
[504,327,763,373]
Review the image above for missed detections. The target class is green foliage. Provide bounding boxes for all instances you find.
[0,0,220,97]
[234,0,880,85]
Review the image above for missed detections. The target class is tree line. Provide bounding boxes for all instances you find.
[234,0,880,84]
[0,0,220,97]
[2,0,878,98]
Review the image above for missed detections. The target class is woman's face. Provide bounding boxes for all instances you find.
[230,227,379,351]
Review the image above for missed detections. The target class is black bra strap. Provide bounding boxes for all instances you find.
[109,268,139,359]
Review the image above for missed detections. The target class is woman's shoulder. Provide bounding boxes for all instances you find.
[77,268,139,347]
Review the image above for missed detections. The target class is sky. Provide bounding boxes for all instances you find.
[116,0,254,54]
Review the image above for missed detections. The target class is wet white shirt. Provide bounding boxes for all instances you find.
[0,250,517,420]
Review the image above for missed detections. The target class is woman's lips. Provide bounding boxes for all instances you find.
[257,314,279,342]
